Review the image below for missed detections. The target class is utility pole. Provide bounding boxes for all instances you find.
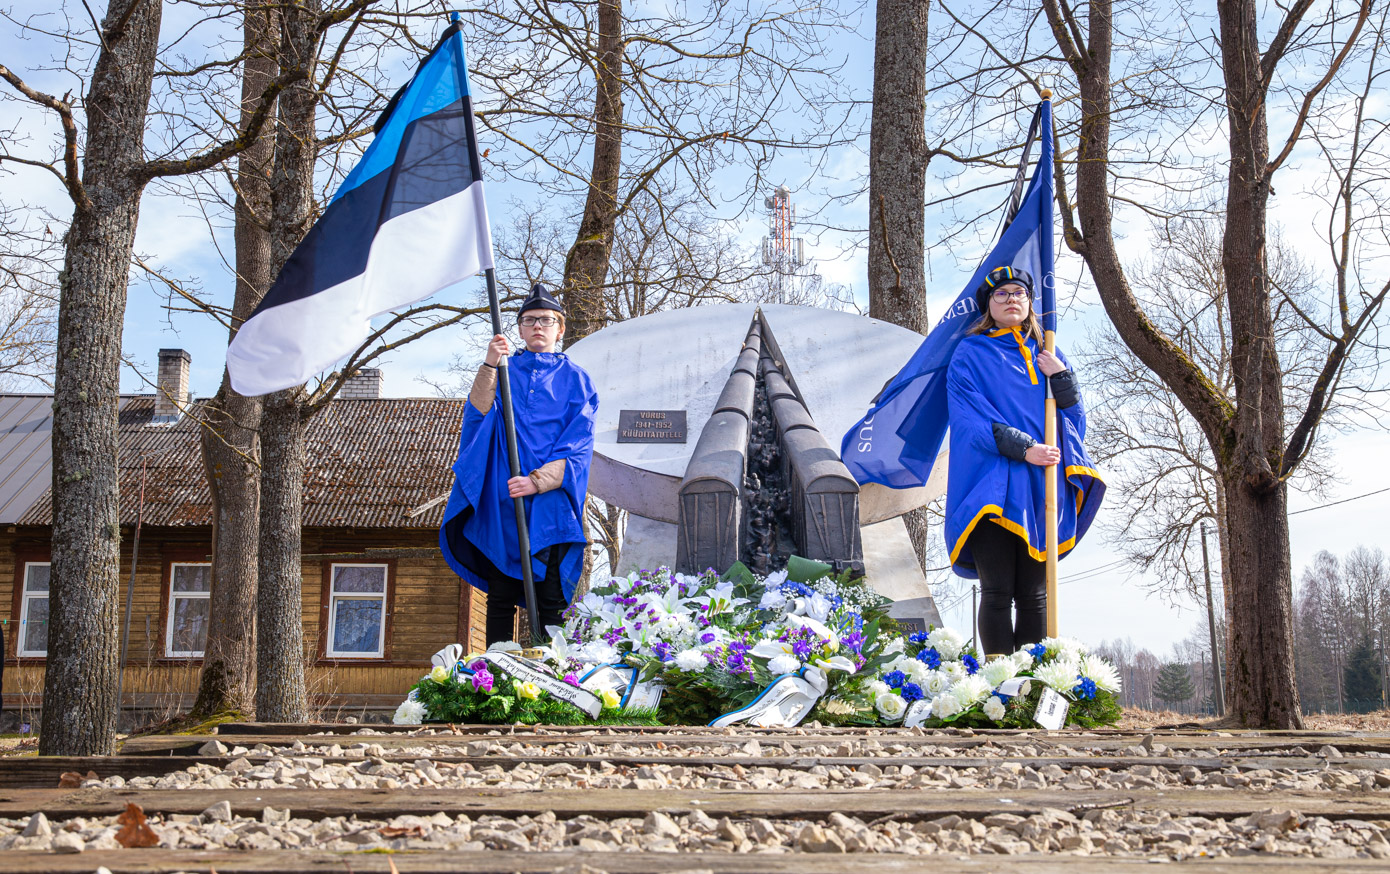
[1201,521,1226,716]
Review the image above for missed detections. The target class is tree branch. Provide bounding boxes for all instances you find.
[0,65,91,212]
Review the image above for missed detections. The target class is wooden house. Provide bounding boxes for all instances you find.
[0,350,487,728]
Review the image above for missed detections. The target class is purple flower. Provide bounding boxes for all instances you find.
[469,659,488,673]
[562,673,580,687]
[652,642,673,662]
[791,639,813,660]
[840,632,865,654]
[700,632,717,645]
[471,670,494,694]
[961,653,980,675]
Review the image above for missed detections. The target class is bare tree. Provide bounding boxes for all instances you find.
[191,0,279,720]
[0,208,59,387]
[1,0,306,755]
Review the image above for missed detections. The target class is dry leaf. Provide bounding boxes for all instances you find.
[58,770,99,788]
[115,802,160,848]
[378,825,425,838]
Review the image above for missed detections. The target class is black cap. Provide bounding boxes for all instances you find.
[975,266,1034,314]
[517,282,564,319]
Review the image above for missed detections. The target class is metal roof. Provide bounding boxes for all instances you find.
[8,395,466,529]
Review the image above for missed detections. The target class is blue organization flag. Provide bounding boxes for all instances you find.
[841,99,1055,487]
[228,19,494,396]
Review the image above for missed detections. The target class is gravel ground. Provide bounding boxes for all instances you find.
[2,803,1387,860]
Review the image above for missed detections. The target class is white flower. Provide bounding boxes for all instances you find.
[1079,654,1122,693]
[932,692,962,719]
[768,654,801,675]
[803,592,834,622]
[881,637,906,657]
[576,640,620,665]
[1033,659,1081,693]
[812,655,856,674]
[875,692,907,721]
[922,670,952,695]
[953,676,992,707]
[868,680,892,697]
[1041,637,1085,663]
[983,657,1020,687]
[983,696,1006,721]
[750,640,794,660]
[903,659,934,685]
[674,648,708,672]
[392,699,427,725]
[1011,649,1035,671]
[762,569,789,588]
[939,661,967,683]
[926,628,965,660]
[759,590,788,611]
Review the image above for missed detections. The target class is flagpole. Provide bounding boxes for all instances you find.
[485,266,541,642]
[1040,88,1060,638]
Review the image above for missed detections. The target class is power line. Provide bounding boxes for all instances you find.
[1288,485,1390,516]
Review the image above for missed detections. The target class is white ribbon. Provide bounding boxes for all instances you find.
[479,652,602,719]
[580,663,666,712]
[709,666,825,728]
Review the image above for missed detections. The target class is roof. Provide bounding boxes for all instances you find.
[4,395,466,529]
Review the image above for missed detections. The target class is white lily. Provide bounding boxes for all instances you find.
[750,639,795,659]
[812,655,856,674]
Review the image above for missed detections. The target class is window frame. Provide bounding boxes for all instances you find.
[321,562,393,660]
[164,561,212,658]
[15,560,51,658]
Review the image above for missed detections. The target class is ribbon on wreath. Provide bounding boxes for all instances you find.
[478,651,604,719]
[580,663,666,711]
[709,666,827,729]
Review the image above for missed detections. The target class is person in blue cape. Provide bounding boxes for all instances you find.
[439,283,598,644]
[946,266,1104,656]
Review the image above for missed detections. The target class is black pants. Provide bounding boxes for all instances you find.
[483,548,569,645]
[969,520,1047,656]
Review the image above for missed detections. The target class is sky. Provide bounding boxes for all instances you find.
[2,0,1387,661]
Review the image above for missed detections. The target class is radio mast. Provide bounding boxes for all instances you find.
[761,185,807,303]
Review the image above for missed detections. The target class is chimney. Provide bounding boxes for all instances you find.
[153,348,191,423]
[340,367,383,399]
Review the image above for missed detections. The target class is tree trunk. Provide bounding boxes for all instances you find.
[255,389,309,721]
[191,1,277,720]
[1215,0,1301,728]
[39,0,163,757]
[867,0,931,569]
[252,0,319,722]
[867,0,930,336]
[561,0,623,343]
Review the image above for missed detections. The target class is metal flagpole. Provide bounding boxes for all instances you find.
[1039,89,1060,638]
[484,267,542,642]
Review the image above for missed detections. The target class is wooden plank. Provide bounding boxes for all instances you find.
[2,787,1387,822]
[0,850,1384,874]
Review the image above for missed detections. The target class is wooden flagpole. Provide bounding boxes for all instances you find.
[484,267,541,641]
[1040,89,1060,638]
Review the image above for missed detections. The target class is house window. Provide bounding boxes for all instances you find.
[166,563,212,657]
[17,562,50,657]
[326,564,388,658]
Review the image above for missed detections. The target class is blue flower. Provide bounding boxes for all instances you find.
[883,670,907,689]
[908,631,930,644]
[900,682,924,703]
[961,653,980,675]
[1028,643,1047,659]
[915,647,942,669]
[1073,677,1097,700]
[652,642,673,662]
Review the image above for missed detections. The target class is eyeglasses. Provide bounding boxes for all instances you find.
[519,315,560,327]
[991,288,1030,302]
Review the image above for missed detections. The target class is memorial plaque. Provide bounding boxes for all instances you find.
[617,409,687,443]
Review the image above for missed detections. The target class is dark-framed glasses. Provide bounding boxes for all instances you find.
[519,315,560,327]
[991,288,1030,303]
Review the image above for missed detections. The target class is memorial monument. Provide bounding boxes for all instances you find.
[566,303,946,628]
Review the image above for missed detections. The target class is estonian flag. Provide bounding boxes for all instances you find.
[841,98,1055,488]
[227,19,494,396]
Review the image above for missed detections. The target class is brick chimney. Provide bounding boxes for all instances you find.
[340,368,383,399]
[153,348,191,423]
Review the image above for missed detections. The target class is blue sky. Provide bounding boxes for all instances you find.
[3,0,1386,660]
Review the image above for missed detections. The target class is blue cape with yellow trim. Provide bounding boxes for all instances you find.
[439,350,598,602]
[944,328,1104,578]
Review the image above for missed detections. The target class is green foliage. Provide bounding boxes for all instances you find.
[1344,636,1384,702]
[1152,662,1196,707]
[408,675,662,727]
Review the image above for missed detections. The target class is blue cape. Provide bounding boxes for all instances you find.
[439,350,598,602]
[944,327,1105,578]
